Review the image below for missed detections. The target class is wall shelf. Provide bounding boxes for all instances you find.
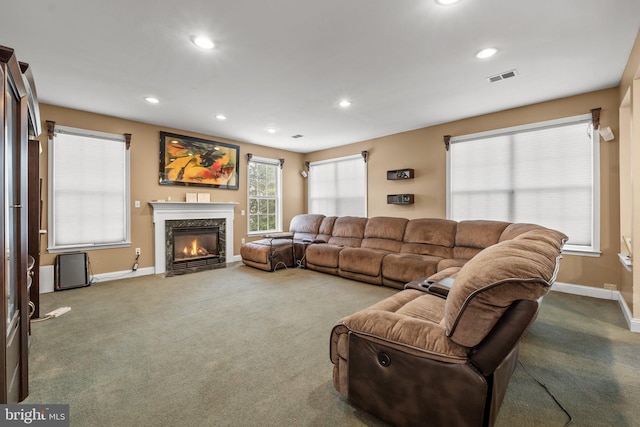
[387,194,414,205]
[387,169,414,180]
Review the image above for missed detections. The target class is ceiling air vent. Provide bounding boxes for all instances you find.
[487,69,518,83]
[291,134,304,138]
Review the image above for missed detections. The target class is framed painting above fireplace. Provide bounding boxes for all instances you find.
[159,131,239,189]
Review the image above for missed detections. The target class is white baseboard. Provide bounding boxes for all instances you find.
[90,266,155,284]
[552,282,640,333]
[230,254,242,263]
[39,265,156,292]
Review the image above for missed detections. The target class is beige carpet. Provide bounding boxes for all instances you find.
[25,263,640,426]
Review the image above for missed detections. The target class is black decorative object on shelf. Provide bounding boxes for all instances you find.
[387,169,414,180]
[387,194,414,205]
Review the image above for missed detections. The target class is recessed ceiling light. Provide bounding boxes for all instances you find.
[215,114,227,120]
[435,0,460,5]
[144,97,160,104]
[475,47,498,59]
[266,127,277,134]
[338,99,352,108]
[191,36,215,50]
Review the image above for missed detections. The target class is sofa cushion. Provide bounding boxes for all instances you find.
[361,216,408,252]
[327,216,368,247]
[306,244,343,268]
[290,214,325,241]
[240,240,271,264]
[316,216,338,243]
[339,248,387,277]
[403,218,457,246]
[382,253,442,283]
[334,290,469,364]
[444,228,567,347]
[436,258,468,271]
[452,220,510,260]
[400,218,456,258]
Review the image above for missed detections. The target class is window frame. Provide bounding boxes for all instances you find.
[47,125,131,253]
[247,156,283,236]
[446,114,600,255]
[307,153,368,217]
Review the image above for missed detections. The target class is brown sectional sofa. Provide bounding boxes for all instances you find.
[240,214,567,426]
[241,214,557,288]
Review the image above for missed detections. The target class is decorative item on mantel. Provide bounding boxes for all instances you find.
[197,193,210,203]
[185,192,197,203]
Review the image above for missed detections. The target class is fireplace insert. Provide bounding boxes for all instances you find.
[165,219,226,276]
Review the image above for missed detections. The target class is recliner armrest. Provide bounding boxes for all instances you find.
[404,277,455,298]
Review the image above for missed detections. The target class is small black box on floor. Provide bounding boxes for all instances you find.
[55,252,90,291]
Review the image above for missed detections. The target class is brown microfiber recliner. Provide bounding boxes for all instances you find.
[330,227,567,427]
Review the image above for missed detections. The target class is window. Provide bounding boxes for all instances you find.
[447,114,599,254]
[248,156,282,234]
[48,125,130,252]
[308,154,367,217]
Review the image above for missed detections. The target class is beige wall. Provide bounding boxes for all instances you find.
[38,104,305,274]
[305,88,621,288]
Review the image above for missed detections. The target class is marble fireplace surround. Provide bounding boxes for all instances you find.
[149,201,238,275]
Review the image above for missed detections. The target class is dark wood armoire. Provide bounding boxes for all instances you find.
[1,45,41,403]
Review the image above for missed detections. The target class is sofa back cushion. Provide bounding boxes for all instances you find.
[327,216,368,248]
[444,227,568,347]
[452,220,511,260]
[290,214,325,241]
[361,217,408,252]
[400,218,457,258]
[316,216,338,243]
[499,222,546,242]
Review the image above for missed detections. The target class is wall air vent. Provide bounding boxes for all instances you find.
[487,69,518,83]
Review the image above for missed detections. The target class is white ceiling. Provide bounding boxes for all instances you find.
[1,0,639,153]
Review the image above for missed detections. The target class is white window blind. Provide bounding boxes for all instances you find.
[448,114,598,253]
[248,156,282,234]
[308,154,367,217]
[48,125,130,252]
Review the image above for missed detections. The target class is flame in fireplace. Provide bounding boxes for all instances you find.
[182,239,210,257]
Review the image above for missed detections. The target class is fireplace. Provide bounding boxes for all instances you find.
[150,201,238,275]
[165,218,226,276]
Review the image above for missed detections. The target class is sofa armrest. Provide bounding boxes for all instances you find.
[469,299,539,375]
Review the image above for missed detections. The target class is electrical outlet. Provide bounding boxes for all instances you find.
[604,283,617,290]
[241,238,245,244]
[135,248,141,256]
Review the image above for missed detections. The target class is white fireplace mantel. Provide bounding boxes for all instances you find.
[150,201,238,274]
